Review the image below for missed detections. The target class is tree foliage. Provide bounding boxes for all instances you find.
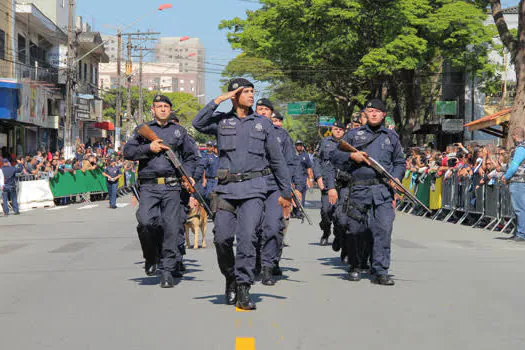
[220,0,495,145]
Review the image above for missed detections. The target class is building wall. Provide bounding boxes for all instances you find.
[0,0,14,78]
[26,0,71,31]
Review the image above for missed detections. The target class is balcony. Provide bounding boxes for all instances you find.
[15,63,59,85]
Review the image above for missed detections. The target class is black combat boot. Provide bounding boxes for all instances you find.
[144,260,157,276]
[261,266,276,286]
[236,284,256,310]
[373,275,395,286]
[225,277,237,305]
[160,271,174,288]
[272,262,283,276]
[348,267,361,282]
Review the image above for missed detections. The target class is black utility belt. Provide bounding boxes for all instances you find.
[351,178,383,186]
[219,168,272,184]
[139,176,180,185]
[205,176,218,180]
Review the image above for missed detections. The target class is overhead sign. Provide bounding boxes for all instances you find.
[319,116,335,127]
[287,101,316,115]
[441,118,464,133]
[435,101,457,116]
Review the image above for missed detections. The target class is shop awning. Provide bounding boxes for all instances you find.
[93,121,115,131]
[464,108,512,131]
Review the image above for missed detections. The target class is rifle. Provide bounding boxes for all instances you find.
[337,139,432,214]
[131,184,140,202]
[291,187,313,225]
[136,124,214,218]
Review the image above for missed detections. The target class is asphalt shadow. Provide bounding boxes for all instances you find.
[194,293,288,305]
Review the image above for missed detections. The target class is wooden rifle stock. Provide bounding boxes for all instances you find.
[337,139,432,214]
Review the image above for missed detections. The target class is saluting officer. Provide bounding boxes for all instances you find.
[124,95,200,288]
[317,121,345,246]
[192,79,292,310]
[327,99,405,285]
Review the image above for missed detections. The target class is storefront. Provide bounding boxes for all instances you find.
[0,80,21,157]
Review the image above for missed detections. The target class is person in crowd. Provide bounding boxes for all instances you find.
[102,156,122,209]
[2,158,22,216]
[502,127,525,242]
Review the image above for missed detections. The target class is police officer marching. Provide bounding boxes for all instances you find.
[254,98,299,286]
[293,140,313,218]
[317,121,345,246]
[327,99,405,285]
[203,141,219,204]
[124,95,200,288]
[192,79,292,310]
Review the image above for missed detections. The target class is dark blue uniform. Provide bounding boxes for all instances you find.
[328,125,405,276]
[192,101,291,286]
[1,163,22,215]
[124,120,199,276]
[203,151,219,200]
[258,124,299,277]
[103,165,121,208]
[318,136,340,240]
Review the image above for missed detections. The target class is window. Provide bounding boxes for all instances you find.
[154,77,160,89]
[84,63,87,82]
[78,61,82,80]
[180,87,184,91]
[0,30,5,59]
[60,0,65,8]
[180,79,184,84]
[171,78,178,91]
[190,80,194,84]
[18,35,26,63]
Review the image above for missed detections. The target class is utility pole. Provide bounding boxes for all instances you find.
[126,35,132,138]
[115,31,122,150]
[138,45,143,124]
[64,0,75,159]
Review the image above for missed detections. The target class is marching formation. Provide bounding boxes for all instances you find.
[123,78,407,310]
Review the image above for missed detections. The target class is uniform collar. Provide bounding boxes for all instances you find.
[229,107,255,120]
[363,124,387,134]
[149,120,175,128]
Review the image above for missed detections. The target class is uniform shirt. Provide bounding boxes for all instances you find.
[318,136,340,182]
[104,165,122,183]
[204,152,219,178]
[265,125,301,192]
[504,143,525,182]
[192,100,291,200]
[327,124,405,205]
[296,150,313,188]
[123,120,199,179]
[1,164,22,189]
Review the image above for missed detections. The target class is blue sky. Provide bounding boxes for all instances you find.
[77,0,260,108]
[78,0,521,109]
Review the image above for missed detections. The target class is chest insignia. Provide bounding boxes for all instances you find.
[255,123,263,132]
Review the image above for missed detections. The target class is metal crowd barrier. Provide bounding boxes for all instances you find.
[399,172,516,235]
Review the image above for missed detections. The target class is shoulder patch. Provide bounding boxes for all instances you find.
[255,123,263,132]
[174,129,181,138]
[357,130,365,136]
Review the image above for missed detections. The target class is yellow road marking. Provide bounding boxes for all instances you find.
[235,337,256,350]
[235,307,252,312]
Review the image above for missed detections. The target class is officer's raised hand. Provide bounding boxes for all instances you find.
[350,151,371,166]
[214,87,245,105]
[149,139,170,153]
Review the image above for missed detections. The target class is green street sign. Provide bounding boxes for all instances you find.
[435,101,457,116]
[287,101,316,115]
[319,116,336,127]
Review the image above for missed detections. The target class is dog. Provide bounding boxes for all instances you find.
[184,202,208,249]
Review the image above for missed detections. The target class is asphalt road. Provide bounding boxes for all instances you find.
[1,191,524,349]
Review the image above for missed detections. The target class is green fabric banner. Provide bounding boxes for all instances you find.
[49,169,108,197]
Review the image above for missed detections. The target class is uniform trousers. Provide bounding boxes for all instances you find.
[213,197,264,285]
[259,190,284,268]
[319,190,335,237]
[345,201,394,275]
[136,184,185,272]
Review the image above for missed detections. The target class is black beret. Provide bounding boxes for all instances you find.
[365,99,386,112]
[153,95,172,107]
[227,78,254,92]
[332,120,344,129]
[272,111,283,120]
[295,139,304,145]
[256,98,274,111]
[352,116,361,123]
